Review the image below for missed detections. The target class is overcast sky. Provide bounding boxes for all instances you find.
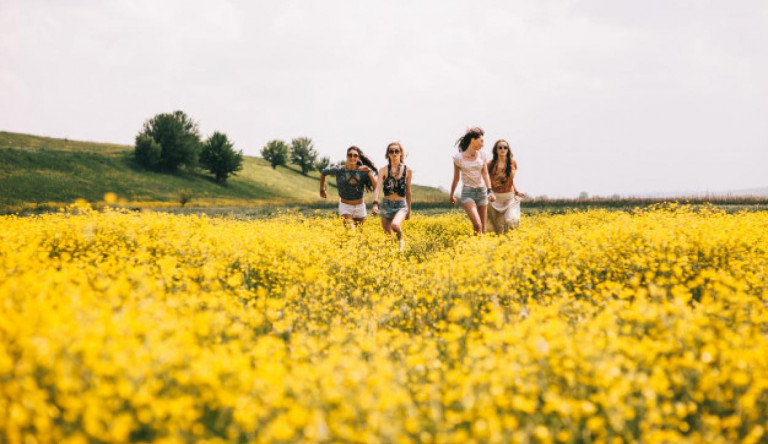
[2,0,767,197]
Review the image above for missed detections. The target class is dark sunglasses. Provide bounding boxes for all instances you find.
[496,145,509,150]
[347,153,359,158]
[388,149,401,154]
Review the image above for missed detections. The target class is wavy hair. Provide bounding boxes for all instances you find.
[455,127,484,152]
[489,139,514,182]
[347,146,377,192]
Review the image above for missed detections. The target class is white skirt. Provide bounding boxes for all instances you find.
[490,192,521,221]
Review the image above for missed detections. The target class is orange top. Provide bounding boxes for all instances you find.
[490,160,517,193]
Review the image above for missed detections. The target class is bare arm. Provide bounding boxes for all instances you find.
[319,174,327,199]
[511,161,525,197]
[482,162,496,202]
[372,167,385,215]
[405,168,413,219]
[450,163,460,204]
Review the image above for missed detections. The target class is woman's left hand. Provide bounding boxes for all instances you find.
[488,194,497,203]
[358,165,370,173]
[405,210,411,220]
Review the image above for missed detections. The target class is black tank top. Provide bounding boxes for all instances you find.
[383,164,407,197]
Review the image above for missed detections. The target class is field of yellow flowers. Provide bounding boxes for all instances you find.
[1,204,767,443]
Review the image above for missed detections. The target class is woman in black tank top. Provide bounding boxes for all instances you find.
[371,142,412,251]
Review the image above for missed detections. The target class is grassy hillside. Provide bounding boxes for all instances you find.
[0,131,446,212]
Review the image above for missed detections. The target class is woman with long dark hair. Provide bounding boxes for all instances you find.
[449,127,495,234]
[320,146,378,228]
[487,139,526,234]
[371,142,412,251]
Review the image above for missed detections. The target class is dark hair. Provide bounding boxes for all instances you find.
[455,127,484,152]
[347,146,377,192]
[489,139,514,183]
[384,142,406,165]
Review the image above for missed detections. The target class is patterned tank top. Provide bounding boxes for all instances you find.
[383,164,407,197]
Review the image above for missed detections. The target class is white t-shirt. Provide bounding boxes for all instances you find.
[452,150,488,188]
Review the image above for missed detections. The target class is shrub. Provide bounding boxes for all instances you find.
[200,132,243,183]
[135,111,201,172]
[290,137,318,175]
[134,135,162,170]
[261,139,289,169]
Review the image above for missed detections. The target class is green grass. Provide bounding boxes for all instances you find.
[0,131,447,212]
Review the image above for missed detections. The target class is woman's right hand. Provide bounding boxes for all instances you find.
[320,189,327,199]
[450,195,457,204]
[371,203,379,215]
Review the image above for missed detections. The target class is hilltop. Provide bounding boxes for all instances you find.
[0,131,447,212]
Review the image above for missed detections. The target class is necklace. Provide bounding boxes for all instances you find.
[389,163,403,180]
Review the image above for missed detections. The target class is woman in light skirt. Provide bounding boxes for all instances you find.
[487,139,525,234]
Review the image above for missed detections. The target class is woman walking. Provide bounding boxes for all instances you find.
[320,146,378,228]
[487,139,526,234]
[371,142,412,250]
[449,127,495,234]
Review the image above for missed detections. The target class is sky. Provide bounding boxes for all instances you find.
[2,0,767,198]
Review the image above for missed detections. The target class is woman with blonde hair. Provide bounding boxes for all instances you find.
[449,127,495,234]
[487,139,526,234]
[372,142,412,250]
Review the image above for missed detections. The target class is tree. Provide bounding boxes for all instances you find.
[200,132,243,183]
[261,139,289,169]
[315,156,331,173]
[134,134,162,170]
[289,137,318,175]
[579,191,589,199]
[135,110,201,172]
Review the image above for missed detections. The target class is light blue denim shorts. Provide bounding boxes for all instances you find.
[380,199,407,219]
[460,186,488,206]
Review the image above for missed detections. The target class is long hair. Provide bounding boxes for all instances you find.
[347,146,377,192]
[384,142,406,166]
[489,139,513,182]
[455,127,484,152]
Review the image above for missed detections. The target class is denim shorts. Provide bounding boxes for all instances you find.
[460,186,488,206]
[380,199,407,219]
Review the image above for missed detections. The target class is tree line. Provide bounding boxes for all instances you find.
[134,111,243,183]
[134,110,332,183]
[260,138,330,175]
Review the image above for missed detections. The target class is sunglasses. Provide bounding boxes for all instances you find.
[347,153,359,158]
[388,149,401,154]
[496,145,509,151]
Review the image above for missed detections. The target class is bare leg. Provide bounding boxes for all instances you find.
[341,214,353,229]
[462,202,483,234]
[488,206,502,235]
[390,209,407,240]
[478,205,488,234]
[381,217,393,234]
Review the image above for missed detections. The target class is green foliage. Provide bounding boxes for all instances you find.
[260,139,289,169]
[289,137,318,175]
[178,189,193,206]
[200,132,243,183]
[315,156,331,173]
[135,111,201,172]
[0,131,450,212]
[134,135,162,170]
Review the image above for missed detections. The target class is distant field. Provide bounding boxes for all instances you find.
[0,131,447,212]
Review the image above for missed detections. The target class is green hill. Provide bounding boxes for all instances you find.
[0,131,447,212]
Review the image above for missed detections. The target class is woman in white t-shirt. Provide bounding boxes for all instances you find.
[449,127,496,234]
